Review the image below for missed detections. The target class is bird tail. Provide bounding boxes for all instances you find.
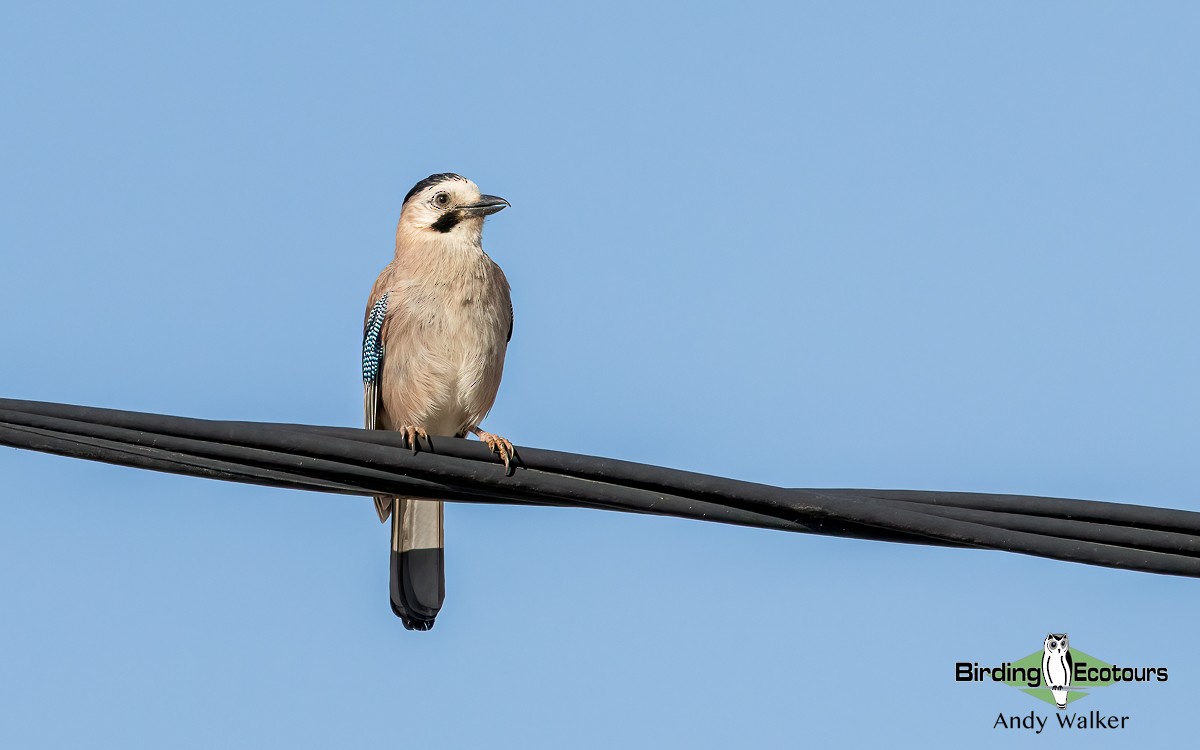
[374,496,392,522]
[389,497,445,630]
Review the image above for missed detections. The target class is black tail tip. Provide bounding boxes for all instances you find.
[401,616,436,631]
[391,598,437,631]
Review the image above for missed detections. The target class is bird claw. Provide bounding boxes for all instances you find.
[399,425,429,454]
[472,429,515,475]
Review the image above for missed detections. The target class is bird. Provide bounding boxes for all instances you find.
[362,172,515,630]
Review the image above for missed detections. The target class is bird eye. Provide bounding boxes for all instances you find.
[434,192,451,207]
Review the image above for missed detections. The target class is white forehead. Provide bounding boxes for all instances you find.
[418,176,478,202]
[398,174,483,228]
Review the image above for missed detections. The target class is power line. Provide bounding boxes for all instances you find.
[3,398,1200,578]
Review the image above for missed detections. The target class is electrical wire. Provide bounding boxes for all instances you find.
[3,398,1200,579]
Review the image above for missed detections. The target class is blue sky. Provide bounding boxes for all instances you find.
[1,2,1198,746]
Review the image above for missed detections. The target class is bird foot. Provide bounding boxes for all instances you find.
[471,428,515,475]
[399,425,429,454]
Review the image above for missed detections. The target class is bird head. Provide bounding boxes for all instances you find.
[396,173,509,242]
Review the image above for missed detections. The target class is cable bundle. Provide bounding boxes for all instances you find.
[2,397,1200,579]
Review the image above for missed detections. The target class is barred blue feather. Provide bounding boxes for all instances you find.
[362,292,389,383]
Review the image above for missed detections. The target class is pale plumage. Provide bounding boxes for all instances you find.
[366,254,510,437]
[363,173,514,630]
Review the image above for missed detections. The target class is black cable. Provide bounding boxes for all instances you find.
[2,398,1200,580]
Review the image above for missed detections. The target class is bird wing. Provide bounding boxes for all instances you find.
[363,283,393,521]
[363,290,390,429]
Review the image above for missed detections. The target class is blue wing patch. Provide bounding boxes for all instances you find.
[362,292,389,384]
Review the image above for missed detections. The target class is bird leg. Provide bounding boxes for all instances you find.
[399,425,429,454]
[470,427,515,474]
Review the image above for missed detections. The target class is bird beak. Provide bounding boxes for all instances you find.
[460,195,510,217]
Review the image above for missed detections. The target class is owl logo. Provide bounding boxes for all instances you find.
[1042,633,1072,709]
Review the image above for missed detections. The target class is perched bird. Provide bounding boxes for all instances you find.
[362,173,515,630]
